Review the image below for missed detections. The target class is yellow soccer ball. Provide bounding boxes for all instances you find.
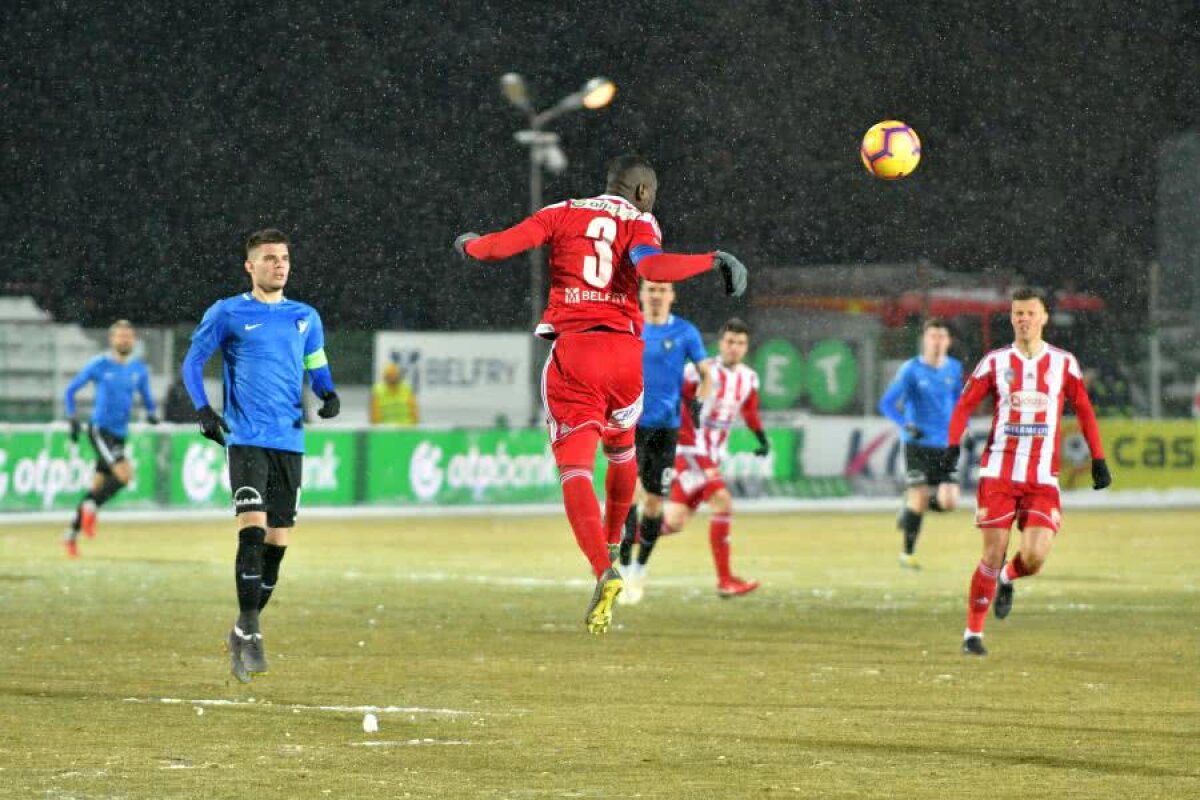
[860,121,922,180]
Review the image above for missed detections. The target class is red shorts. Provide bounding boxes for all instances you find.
[668,453,727,511]
[541,331,643,461]
[975,477,1062,533]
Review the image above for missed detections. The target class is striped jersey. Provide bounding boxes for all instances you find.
[676,358,763,463]
[952,343,1102,486]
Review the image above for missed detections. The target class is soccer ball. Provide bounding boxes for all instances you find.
[860,121,921,180]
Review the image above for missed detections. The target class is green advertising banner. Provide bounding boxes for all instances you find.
[0,425,800,512]
[168,430,358,509]
[0,428,156,511]
[366,427,582,505]
[365,427,798,505]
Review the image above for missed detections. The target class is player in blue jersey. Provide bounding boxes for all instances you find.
[62,320,158,557]
[181,228,340,683]
[616,280,710,604]
[878,318,963,569]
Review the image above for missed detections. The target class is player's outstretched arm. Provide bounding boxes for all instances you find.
[454,213,553,262]
[632,247,748,297]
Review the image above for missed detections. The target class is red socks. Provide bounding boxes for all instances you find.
[560,468,610,578]
[1002,552,1034,583]
[966,560,1000,634]
[603,448,637,547]
[709,513,732,581]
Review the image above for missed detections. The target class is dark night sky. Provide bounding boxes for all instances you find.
[3,0,1198,329]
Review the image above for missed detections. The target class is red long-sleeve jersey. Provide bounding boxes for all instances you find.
[948,342,1104,486]
[464,194,715,338]
[677,359,763,464]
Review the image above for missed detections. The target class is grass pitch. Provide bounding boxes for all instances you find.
[0,508,1197,799]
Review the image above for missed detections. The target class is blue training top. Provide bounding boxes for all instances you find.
[640,314,707,429]
[878,356,963,448]
[64,355,156,438]
[181,293,335,454]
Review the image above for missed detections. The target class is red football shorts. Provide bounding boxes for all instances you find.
[668,453,727,511]
[541,331,643,462]
[975,477,1062,533]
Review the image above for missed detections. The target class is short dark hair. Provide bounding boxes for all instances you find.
[606,154,656,187]
[719,317,751,338]
[922,317,950,333]
[246,228,290,255]
[1011,286,1049,310]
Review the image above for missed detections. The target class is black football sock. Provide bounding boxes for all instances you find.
[70,495,93,532]
[619,507,639,566]
[92,474,125,507]
[636,515,664,566]
[235,526,267,631]
[899,509,923,555]
[927,495,943,513]
[258,544,287,612]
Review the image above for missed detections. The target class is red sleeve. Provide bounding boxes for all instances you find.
[636,251,716,282]
[1065,371,1105,459]
[947,373,992,446]
[741,387,763,433]
[464,209,556,261]
[681,377,697,403]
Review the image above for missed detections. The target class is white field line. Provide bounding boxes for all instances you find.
[351,739,472,747]
[123,697,482,715]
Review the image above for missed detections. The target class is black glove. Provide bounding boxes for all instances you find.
[197,405,230,446]
[1091,458,1111,491]
[903,422,923,441]
[317,391,341,419]
[940,444,961,476]
[688,399,704,429]
[713,251,748,297]
[69,418,82,443]
[453,232,481,260]
[753,429,770,457]
[147,414,160,425]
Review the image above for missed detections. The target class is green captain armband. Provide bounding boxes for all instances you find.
[303,348,329,370]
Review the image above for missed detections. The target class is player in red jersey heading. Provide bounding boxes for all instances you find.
[659,318,768,597]
[943,288,1111,656]
[454,155,748,634]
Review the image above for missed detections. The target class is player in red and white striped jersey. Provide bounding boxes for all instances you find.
[944,288,1112,655]
[661,318,769,597]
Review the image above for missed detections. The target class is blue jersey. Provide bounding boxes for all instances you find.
[878,356,963,447]
[640,314,707,429]
[182,293,334,454]
[64,355,155,438]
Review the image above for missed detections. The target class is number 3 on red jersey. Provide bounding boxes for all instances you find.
[583,217,616,289]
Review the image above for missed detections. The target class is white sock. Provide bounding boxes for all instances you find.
[963,628,982,640]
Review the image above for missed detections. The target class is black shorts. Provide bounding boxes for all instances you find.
[227,445,303,528]
[88,426,126,474]
[905,443,958,488]
[635,426,678,496]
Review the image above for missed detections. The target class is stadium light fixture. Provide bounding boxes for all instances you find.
[500,72,531,113]
[580,77,616,110]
